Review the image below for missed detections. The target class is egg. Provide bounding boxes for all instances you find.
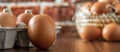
[98,0,119,5]
[91,2,111,15]
[114,3,120,15]
[17,10,33,26]
[0,9,16,27]
[40,14,55,27]
[78,26,101,40]
[28,14,55,49]
[102,23,120,41]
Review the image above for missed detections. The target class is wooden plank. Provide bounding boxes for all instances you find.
[73,39,100,52]
[56,25,100,52]
[94,41,120,52]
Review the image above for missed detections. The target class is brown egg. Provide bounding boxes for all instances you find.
[40,14,55,27]
[91,2,111,15]
[0,9,16,27]
[98,0,119,5]
[102,23,120,41]
[78,26,101,40]
[114,3,120,15]
[28,14,55,49]
[17,10,33,26]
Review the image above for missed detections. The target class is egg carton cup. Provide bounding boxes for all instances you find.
[75,13,120,31]
[0,27,17,49]
[15,27,34,47]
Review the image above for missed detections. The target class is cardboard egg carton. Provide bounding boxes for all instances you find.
[0,27,36,49]
[0,27,17,49]
[15,27,34,47]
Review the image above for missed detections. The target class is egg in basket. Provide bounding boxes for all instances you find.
[74,0,120,41]
[75,1,120,30]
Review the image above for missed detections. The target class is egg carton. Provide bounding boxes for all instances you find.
[0,27,17,49]
[15,27,34,47]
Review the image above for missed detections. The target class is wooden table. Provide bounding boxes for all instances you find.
[0,26,120,52]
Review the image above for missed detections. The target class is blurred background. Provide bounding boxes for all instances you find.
[0,0,97,21]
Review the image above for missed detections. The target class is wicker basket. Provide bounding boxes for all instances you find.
[75,13,120,31]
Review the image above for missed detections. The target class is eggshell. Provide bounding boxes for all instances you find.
[0,12,16,27]
[114,3,120,15]
[17,10,33,26]
[91,2,110,15]
[28,14,55,49]
[40,14,55,27]
[78,26,101,40]
[102,23,120,41]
